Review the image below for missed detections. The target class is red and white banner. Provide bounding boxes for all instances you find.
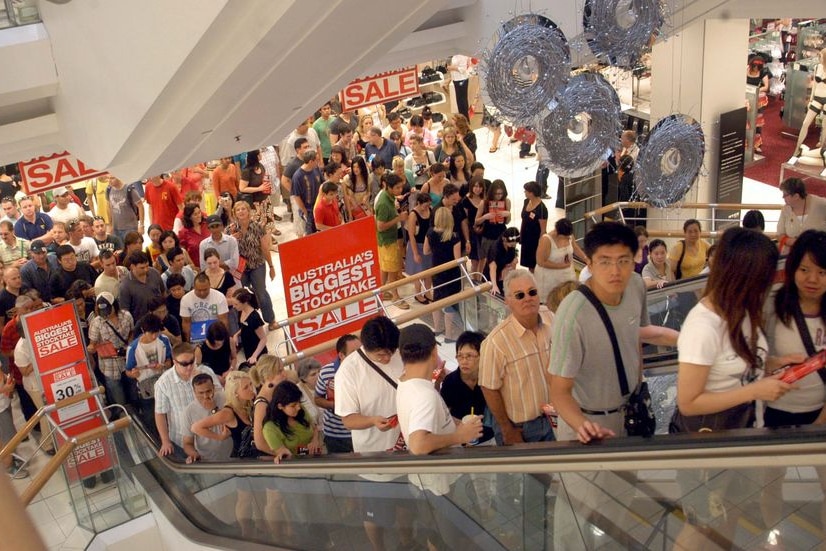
[22,302,114,482]
[18,151,107,195]
[280,216,381,351]
[339,67,419,112]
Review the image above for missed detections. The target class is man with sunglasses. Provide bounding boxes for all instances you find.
[479,268,555,445]
[154,342,222,458]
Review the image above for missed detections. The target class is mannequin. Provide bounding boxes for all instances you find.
[788,48,826,168]
[793,144,826,177]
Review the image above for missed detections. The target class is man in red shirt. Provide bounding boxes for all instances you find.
[210,157,239,199]
[144,175,183,230]
[313,181,342,231]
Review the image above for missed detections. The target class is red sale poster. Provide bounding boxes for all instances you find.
[279,217,381,351]
[22,302,114,482]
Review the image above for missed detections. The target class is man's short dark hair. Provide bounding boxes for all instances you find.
[399,340,435,364]
[99,249,115,262]
[148,295,166,312]
[360,316,400,353]
[382,172,402,189]
[583,222,638,259]
[140,313,164,334]
[323,161,341,177]
[194,271,209,285]
[371,157,386,171]
[387,112,400,122]
[166,273,186,290]
[191,373,213,388]
[780,177,806,199]
[301,150,317,163]
[56,244,76,260]
[442,183,459,199]
[293,137,309,152]
[126,251,150,267]
[409,115,424,128]
[321,181,338,194]
[335,334,359,356]
[456,331,485,353]
[470,161,484,173]
[166,246,184,262]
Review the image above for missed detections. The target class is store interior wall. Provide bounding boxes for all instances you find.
[648,17,749,230]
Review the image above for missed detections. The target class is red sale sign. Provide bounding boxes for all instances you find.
[280,217,381,350]
[339,67,420,112]
[22,302,114,482]
[18,151,107,195]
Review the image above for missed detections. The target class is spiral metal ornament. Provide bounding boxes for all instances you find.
[482,15,571,124]
[634,114,705,207]
[538,72,622,178]
[583,0,663,67]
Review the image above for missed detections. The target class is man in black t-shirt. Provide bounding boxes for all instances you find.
[49,245,98,303]
[0,266,26,328]
[91,216,123,255]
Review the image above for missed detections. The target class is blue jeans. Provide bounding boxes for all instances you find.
[493,414,555,445]
[242,264,274,323]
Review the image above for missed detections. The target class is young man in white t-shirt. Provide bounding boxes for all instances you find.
[396,324,481,455]
[334,316,414,550]
[179,273,229,342]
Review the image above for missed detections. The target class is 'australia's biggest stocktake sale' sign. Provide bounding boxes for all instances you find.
[19,151,107,195]
[21,302,114,482]
[339,66,419,112]
[280,216,381,351]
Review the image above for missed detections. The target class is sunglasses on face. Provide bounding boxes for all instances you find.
[512,289,539,300]
[176,359,195,367]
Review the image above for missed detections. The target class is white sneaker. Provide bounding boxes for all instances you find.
[787,156,798,165]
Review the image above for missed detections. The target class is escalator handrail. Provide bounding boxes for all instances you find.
[125,414,826,476]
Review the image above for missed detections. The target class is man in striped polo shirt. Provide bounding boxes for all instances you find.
[314,334,361,452]
[479,268,555,445]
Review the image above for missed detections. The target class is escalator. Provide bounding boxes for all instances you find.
[100,271,826,550]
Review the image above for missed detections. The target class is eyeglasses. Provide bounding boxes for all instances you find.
[512,289,539,300]
[456,353,479,361]
[594,258,635,270]
[176,359,195,367]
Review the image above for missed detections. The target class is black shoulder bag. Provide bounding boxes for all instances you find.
[674,239,687,280]
[792,302,826,384]
[357,350,407,451]
[578,286,656,437]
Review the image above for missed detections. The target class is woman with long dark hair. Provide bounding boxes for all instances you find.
[343,155,371,216]
[760,230,826,533]
[671,227,795,549]
[263,381,320,463]
[229,288,268,365]
[474,179,511,275]
[177,204,210,269]
[518,180,547,271]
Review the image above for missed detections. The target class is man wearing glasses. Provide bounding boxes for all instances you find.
[154,342,222,458]
[479,268,555,445]
[549,221,648,444]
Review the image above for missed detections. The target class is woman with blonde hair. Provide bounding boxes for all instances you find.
[249,355,287,456]
[190,371,258,536]
[424,207,463,341]
[434,125,475,166]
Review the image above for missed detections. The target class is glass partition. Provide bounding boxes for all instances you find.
[132,423,826,551]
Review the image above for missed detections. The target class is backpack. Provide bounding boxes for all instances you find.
[105,182,139,216]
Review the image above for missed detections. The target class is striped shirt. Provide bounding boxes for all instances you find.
[314,359,351,439]
[478,309,554,424]
[154,364,222,447]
